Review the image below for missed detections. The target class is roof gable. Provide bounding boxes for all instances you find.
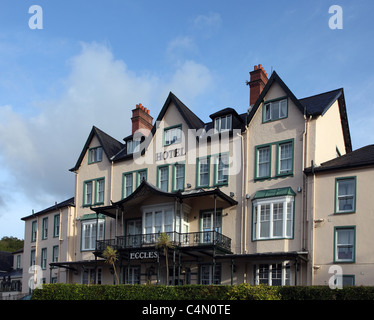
[112,92,205,162]
[246,71,352,153]
[70,126,124,171]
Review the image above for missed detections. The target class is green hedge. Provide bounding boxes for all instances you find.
[31,283,374,300]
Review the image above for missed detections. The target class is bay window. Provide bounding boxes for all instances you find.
[81,219,105,251]
[253,196,294,240]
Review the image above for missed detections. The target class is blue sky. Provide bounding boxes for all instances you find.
[0,0,373,239]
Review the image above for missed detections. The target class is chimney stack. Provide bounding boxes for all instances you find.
[131,103,153,135]
[248,64,268,106]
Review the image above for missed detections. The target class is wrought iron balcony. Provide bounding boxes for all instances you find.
[96,230,231,253]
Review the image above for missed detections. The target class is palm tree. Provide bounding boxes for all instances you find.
[155,232,174,285]
[103,246,119,284]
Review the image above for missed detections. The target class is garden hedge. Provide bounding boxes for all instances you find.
[31,283,374,300]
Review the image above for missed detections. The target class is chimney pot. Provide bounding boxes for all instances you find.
[131,103,153,135]
[248,64,269,106]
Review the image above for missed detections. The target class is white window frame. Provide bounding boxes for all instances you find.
[214,114,232,132]
[253,196,294,240]
[254,262,291,286]
[81,219,105,251]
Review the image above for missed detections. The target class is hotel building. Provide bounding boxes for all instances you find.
[21,65,374,292]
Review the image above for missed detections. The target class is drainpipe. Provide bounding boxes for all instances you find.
[237,127,248,254]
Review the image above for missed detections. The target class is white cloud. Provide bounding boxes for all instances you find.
[193,12,222,31]
[0,41,214,237]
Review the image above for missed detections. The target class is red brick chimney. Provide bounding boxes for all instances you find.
[131,103,153,135]
[248,64,268,106]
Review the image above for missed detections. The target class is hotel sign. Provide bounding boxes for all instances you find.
[130,251,159,260]
[155,147,185,162]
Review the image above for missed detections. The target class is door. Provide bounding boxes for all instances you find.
[200,210,222,244]
[127,219,142,247]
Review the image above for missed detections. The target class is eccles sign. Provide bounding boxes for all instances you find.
[130,251,159,260]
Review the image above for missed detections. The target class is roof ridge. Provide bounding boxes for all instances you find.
[299,88,343,101]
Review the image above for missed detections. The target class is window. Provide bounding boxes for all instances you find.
[263,98,287,122]
[197,157,210,187]
[214,115,232,132]
[84,178,105,206]
[52,246,59,263]
[158,166,169,192]
[30,250,36,267]
[42,217,48,240]
[254,263,291,286]
[214,154,229,186]
[123,173,133,198]
[200,210,222,244]
[41,248,47,270]
[253,196,294,240]
[173,163,185,191]
[127,139,140,154]
[335,177,356,213]
[89,147,103,164]
[256,146,271,179]
[278,141,293,175]
[125,266,141,284]
[143,207,174,235]
[81,219,105,251]
[53,214,60,238]
[200,264,221,285]
[334,226,355,262]
[31,220,37,242]
[164,125,182,146]
[126,219,142,247]
[84,181,93,206]
[96,179,105,204]
[82,268,101,285]
[137,169,147,187]
[16,255,21,269]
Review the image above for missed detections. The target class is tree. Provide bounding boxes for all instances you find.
[102,246,119,285]
[155,233,174,285]
[0,236,24,252]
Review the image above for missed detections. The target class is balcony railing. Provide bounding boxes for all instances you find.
[96,230,231,252]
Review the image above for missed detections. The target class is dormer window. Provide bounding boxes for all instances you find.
[164,125,182,146]
[214,114,232,132]
[127,139,140,154]
[263,98,287,122]
[89,147,102,164]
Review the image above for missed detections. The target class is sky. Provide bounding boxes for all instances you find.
[0,0,373,239]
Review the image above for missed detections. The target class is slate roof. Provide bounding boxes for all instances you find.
[21,197,75,221]
[70,126,124,171]
[304,144,374,174]
[299,88,343,116]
